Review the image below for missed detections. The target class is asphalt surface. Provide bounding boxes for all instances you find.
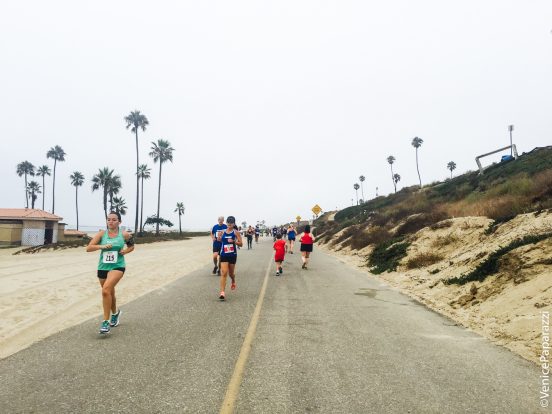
[0,237,542,413]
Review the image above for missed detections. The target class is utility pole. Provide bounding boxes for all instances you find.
[508,124,514,156]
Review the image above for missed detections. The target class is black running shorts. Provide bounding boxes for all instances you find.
[97,268,126,279]
[220,256,237,264]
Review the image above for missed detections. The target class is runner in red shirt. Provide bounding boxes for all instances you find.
[273,233,287,276]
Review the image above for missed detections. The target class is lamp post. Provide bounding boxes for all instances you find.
[508,124,514,156]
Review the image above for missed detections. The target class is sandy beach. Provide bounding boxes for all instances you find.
[0,237,212,359]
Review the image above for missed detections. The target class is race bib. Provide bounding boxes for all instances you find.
[102,251,118,264]
[223,244,235,254]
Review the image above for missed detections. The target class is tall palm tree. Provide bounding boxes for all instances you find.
[27,181,41,209]
[411,137,423,188]
[387,156,396,193]
[359,175,365,202]
[16,161,35,208]
[447,161,457,179]
[46,145,66,213]
[353,183,360,205]
[137,164,152,235]
[125,110,150,235]
[36,165,51,210]
[174,202,185,235]
[149,139,175,235]
[70,171,84,230]
[393,173,401,190]
[92,167,115,220]
[112,196,128,216]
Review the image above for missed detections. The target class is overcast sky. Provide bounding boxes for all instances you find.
[1,1,551,231]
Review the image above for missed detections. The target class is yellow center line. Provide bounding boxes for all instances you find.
[219,255,273,414]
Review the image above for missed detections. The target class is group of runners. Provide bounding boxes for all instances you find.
[86,212,314,334]
[211,217,314,299]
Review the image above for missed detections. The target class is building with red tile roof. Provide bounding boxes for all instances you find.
[0,209,64,246]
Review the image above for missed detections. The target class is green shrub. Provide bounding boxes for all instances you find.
[445,233,552,285]
[368,238,410,274]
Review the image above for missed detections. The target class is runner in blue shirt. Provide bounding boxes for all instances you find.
[218,216,243,300]
[211,216,227,275]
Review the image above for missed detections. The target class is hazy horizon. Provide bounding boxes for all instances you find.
[1,1,551,231]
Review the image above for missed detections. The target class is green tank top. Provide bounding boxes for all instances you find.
[97,229,126,270]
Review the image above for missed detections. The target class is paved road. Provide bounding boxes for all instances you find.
[0,238,541,413]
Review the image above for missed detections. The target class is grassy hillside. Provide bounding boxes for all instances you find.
[315,146,552,254]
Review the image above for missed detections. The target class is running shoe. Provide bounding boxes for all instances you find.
[99,320,110,334]
[110,309,121,327]
[301,263,306,269]
[217,269,221,276]
[219,291,226,301]
[275,271,280,276]
[279,267,283,275]
[212,266,218,275]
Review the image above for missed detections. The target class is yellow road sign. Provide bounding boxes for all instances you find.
[296,216,301,222]
[311,204,322,216]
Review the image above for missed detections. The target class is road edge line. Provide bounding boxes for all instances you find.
[219,255,273,414]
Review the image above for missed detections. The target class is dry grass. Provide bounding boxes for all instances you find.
[405,252,444,269]
[350,226,392,250]
[431,234,460,249]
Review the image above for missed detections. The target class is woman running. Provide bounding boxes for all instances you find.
[246,225,254,249]
[86,211,134,334]
[287,224,297,254]
[299,224,315,269]
[217,216,243,300]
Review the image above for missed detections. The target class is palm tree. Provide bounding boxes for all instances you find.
[411,137,423,188]
[36,165,51,210]
[16,161,35,208]
[92,167,115,220]
[46,145,66,213]
[27,181,41,209]
[70,172,84,230]
[359,175,365,202]
[107,175,122,211]
[149,139,175,235]
[353,183,360,205]
[393,173,401,190]
[174,202,185,235]
[387,156,396,193]
[125,110,150,236]
[447,161,457,179]
[112,196,128,216]
[137,164,152,235]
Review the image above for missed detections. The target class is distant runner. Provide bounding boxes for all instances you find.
[255,225,260,243]
[299,224,315,270]
[273,233,287,276]
[272,226,278,241]
[218,216,243,300]
[287,224,297,254]
[211,216,227,275]
[86,211,135,334]
[246,225,254,249]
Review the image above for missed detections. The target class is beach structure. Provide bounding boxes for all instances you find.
[0,208,63,246]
